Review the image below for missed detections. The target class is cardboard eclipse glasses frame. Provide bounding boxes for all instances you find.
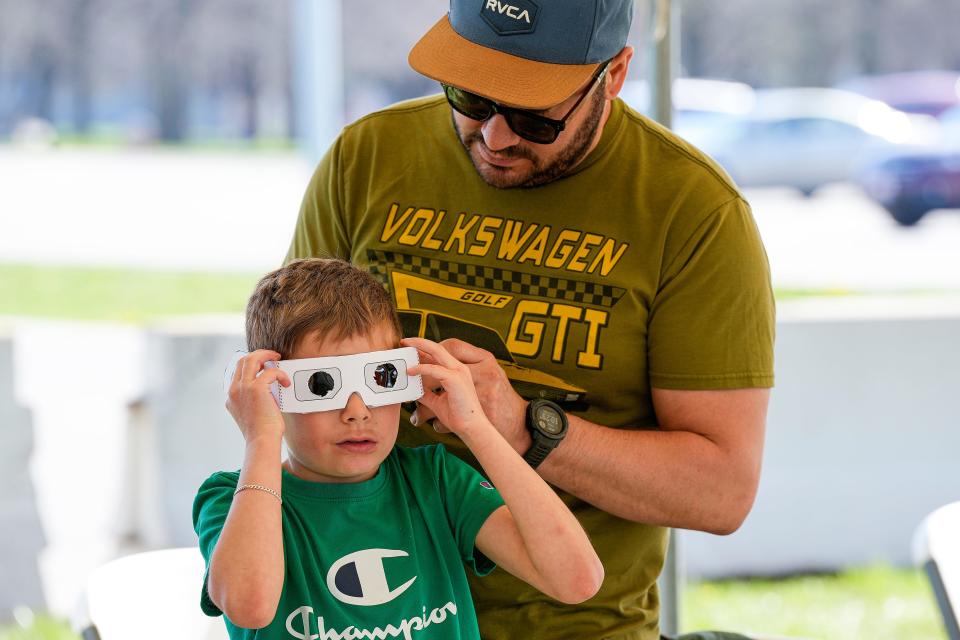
[226,347,424,413]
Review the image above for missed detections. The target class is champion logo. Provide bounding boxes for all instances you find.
[285,602,458,640]
[480,0,539,35]
[480,481,494,490]
[326,548,417,607]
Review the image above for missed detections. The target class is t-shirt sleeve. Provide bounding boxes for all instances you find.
[284,133,352,264]
[432,446,506,576]
[191,471,240,617]
[648,197,775,389]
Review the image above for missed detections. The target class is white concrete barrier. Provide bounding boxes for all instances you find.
[682,297,960,577]
[11,321,145,616]
[4,298,959,616]
[0,329,45,617]
[141,317,247,547]
[134,300,960,576]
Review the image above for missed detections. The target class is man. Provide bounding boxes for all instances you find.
[286,0,775,638]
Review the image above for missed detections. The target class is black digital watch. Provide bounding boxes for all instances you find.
[522,399,569,469]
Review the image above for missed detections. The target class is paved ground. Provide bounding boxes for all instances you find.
[748,184,960,291]
[0,148,312,274]
[1,148,959,290]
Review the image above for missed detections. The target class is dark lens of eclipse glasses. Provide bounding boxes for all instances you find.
[443,85,559,145]
[373,363,398,389]
[308,370,336,397]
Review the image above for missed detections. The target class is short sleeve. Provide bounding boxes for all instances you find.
[284,133,351,264]
[432,446,506,576]
[191,471,240,617]
[648,197,775,389]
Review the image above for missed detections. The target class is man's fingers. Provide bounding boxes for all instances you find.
[409,403,450,433]
[438,338,491,364]
[411,403,436,425]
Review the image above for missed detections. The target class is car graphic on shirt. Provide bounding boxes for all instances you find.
[397,309,588,409]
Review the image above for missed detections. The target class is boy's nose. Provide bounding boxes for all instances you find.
[341,392,372,422]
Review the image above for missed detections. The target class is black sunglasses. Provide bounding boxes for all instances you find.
[442,62,610,145]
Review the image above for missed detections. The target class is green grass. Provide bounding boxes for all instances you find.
[0,263,261,323]
[0,566,945,639]
[682,565,947,639]
[0,262,901,325]
[0,613,76,640]
[47,133,297,151]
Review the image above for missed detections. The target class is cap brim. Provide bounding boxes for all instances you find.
[409,15,600,110]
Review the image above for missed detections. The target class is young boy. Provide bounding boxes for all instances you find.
[193,258,602,639]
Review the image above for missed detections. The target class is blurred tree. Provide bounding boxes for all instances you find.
[69,0,94,134]
[681,0,959,86]
[0,0,956,139]
[147,0,198,142]
[25,42,57,122]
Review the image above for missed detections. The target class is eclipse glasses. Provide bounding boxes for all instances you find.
[225,347,424,414]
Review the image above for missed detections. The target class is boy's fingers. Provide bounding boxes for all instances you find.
[256,367,291,389]
[230,355,244,386]
[403,339,461,370]
[240,349,282,381]
[408,363,454,386]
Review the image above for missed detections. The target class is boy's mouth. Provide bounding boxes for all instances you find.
[337,438,377,454]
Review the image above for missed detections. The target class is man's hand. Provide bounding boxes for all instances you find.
[410,338,529,453]
[225,350,291,446]
[402,337,494,440]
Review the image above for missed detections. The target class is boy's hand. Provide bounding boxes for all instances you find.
[225,350,291,446]
[402,337,492,439]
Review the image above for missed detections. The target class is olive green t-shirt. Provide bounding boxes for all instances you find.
[286,95,775,640]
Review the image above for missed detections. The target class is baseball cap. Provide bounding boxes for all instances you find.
[409,0,633,110]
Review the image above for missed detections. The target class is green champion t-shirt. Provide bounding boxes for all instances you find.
[286,95,776,639]
[193,445,505,640]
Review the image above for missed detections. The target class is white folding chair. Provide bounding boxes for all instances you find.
[77,547,228,640]
[913,501,960,640]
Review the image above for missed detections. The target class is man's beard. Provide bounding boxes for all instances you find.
[454,84,606,189]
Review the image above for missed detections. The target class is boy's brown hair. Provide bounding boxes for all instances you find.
[245,258,401,357]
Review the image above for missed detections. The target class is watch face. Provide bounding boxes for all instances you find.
[535,405,564,435]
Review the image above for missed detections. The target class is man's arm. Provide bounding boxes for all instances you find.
[414,339,769,535]
[538,387,768,534]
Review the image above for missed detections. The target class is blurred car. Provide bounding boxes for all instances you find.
[710,88,918,195]
[618,77,756,156]
[838,71,960,118]
[858,106,960,226]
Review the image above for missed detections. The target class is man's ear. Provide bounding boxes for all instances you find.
[604,46,634,100]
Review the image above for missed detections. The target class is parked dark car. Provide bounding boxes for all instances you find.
[858,107,960,226]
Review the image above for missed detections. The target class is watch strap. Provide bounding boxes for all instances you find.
[522,438,556,469]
